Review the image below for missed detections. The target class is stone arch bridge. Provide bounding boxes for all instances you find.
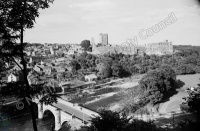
[35,98,99,131]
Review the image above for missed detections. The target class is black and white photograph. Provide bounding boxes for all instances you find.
[0,0,200,131]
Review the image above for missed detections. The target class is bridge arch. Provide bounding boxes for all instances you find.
[43,110,55,129]
[43,107,57,120]
[61,119,70,127]
[37,103,61,131]
[60,111,72,127]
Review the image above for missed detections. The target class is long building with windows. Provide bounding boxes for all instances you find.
[145,40,173,55]
[92,39,173,56]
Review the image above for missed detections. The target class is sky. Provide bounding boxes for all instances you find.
[24,0,200,46]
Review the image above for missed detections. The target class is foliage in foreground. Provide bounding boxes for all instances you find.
[83,110,160,131]
[181,86,200,121]
[171,81,200,131]
[0,1,55,131]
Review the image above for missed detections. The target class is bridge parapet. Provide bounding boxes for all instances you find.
[58,98,100,118]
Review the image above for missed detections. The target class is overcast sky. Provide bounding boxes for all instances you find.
[24,0,200,45]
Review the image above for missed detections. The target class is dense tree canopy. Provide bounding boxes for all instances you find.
[97,62,112,79]
[81,40,91,51]
[176,64,195,75]
[120,66,177,114]
[111,61,123,77]
[139,66,176,105]
[70,45,200,82]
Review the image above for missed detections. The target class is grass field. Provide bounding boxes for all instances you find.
[176,74,200,90]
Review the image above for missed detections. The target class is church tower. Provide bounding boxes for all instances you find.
[91,37,96,52]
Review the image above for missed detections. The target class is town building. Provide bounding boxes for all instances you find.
[85,74,98,82]
[59,80,96,94]
[8,73,18,82]
[99,33,108,46]
[91,37,95,46]
[145,40,173,55]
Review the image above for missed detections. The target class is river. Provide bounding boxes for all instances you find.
[0,104,55,131]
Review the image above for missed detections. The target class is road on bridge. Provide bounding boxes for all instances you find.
[53,102,92,122]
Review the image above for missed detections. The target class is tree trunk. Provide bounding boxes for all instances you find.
[20,31,39,131]
[29,101,38,131]
[20,29,39,131]
[20,1,38,131]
